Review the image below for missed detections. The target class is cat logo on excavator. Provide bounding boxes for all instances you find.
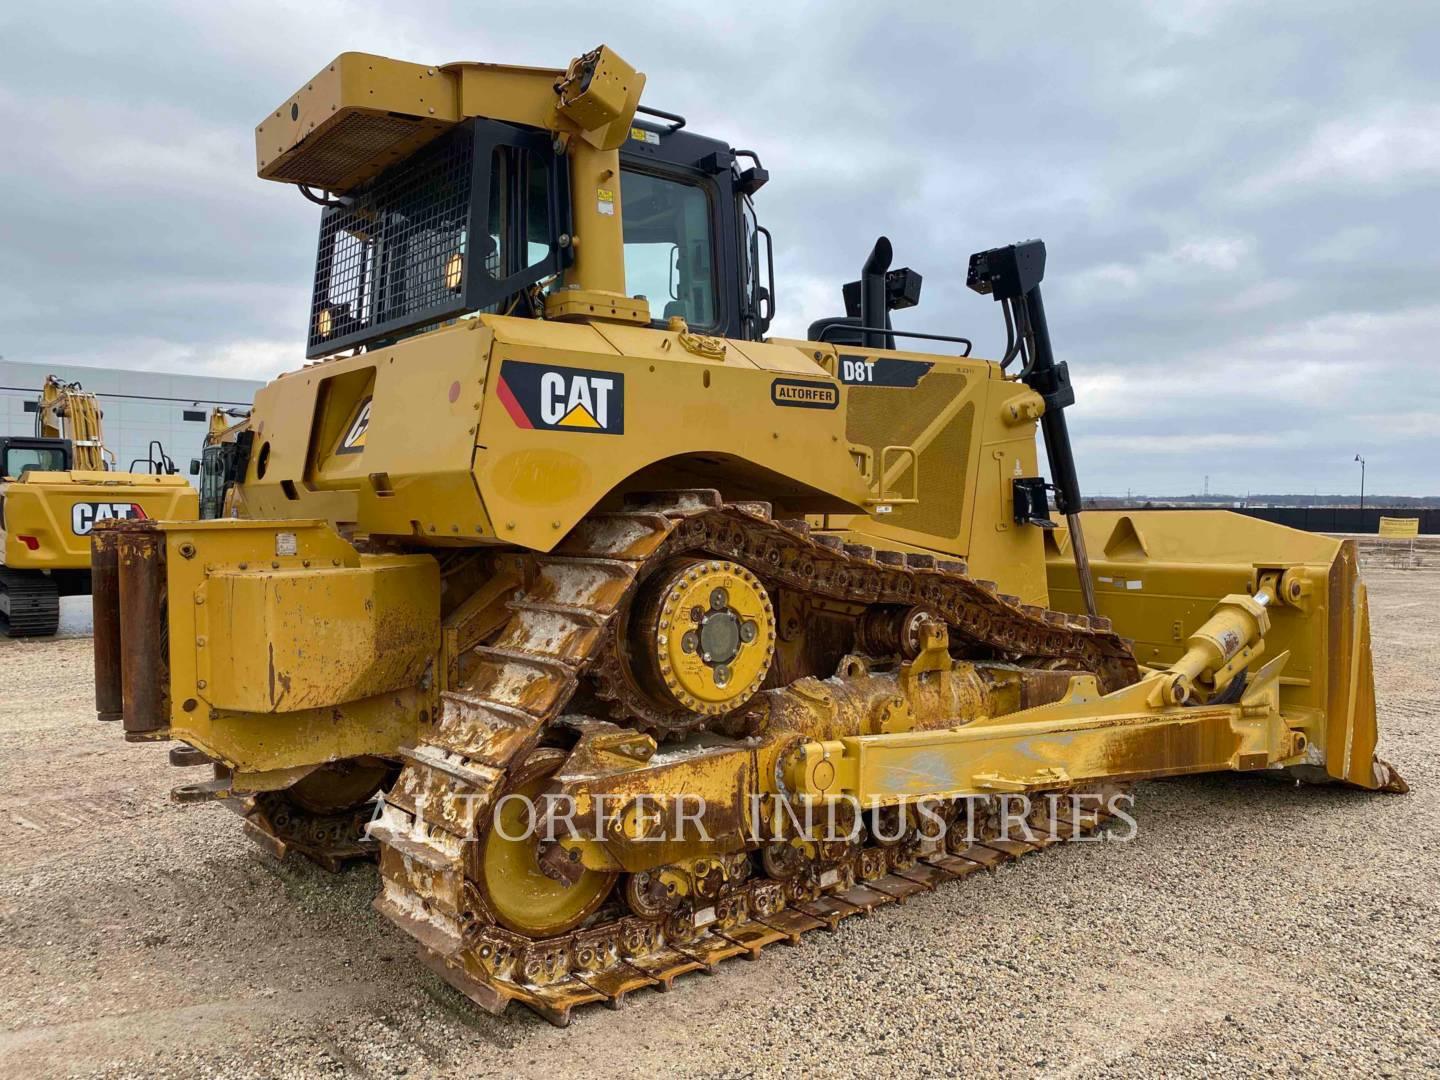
[70,502,147,535]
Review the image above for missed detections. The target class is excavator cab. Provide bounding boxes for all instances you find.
[0,436,73,479]
[192,442,234,518]
[190,409,254,520]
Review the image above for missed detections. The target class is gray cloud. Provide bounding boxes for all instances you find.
[1,0,1436,495]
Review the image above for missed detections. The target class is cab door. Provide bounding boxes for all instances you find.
[619,123,754,339]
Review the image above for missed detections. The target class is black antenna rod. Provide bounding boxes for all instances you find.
[967,239,1098,620]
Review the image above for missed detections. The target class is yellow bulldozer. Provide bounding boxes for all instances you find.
[92,46,1405,1025]
[0,375,196,636]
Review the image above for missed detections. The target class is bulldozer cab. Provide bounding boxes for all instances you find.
[292,54,771,360]
[614,117,770,339]
[0,436,73,479]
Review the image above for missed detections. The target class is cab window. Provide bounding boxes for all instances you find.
[621,171,716,329]
[198,445,226,518]
[5,445,68,477]
[471,146,555,314]
[481,146,555,283]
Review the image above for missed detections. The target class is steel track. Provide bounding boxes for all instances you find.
[365,491,1140,1024]
[0,568,60,638]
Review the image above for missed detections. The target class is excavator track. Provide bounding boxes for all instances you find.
[0,568,60,638]
[368,492,1141,1025]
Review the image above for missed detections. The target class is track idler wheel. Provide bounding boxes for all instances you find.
[760,840,809,881]
[288,759,395,814]
[856,605,944,661]
[477,751,618,938]
[867,803,915,848]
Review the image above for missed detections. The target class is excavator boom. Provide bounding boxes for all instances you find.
[35,375,111,470]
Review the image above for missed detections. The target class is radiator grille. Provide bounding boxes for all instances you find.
[308,123,474,355]
[846,370,973,540]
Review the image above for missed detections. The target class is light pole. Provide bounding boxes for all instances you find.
[1354,454,1366,524]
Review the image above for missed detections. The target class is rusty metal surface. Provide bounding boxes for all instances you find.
[422,793,1110,1025]
[94,518,442,778]
[89,526,123,723]
[114,523,168,736]
[587,494,1138,739]
[368,491,1140,1026]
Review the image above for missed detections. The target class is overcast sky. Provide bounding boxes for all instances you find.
[2,1,1437,496]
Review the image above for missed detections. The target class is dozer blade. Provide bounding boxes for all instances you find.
[1047,509,1406,793]
[1326,563,1407,792]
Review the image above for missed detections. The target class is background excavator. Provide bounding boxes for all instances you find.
[92,46,1404,1025]
[0,375,196,636]
[190,406,253,519]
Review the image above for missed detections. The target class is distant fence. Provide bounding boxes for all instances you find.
[1350,535,1440,570]
[1235,507,1435,534]
[1109,506,1439,535]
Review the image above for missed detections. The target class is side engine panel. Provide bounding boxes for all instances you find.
[821,348,1052,604]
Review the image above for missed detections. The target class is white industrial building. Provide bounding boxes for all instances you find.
[0,360,264,484]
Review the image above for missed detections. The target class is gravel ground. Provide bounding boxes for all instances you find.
[1,570,1435,1079]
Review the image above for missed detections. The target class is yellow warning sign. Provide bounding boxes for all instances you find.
[1378,516,1420,538]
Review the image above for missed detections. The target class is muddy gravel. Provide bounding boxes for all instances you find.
[1,572,1436,1079]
